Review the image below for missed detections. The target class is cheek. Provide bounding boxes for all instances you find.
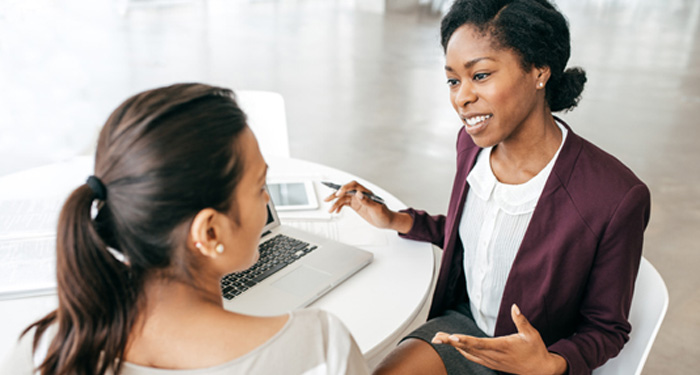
[486,80,526,117]
[508,76,537,103]
[482,83,506,106]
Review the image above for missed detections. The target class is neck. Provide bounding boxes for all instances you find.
[124,274,275,368]
[130,275,221,331]
[490,110,562,184]
[142,275,223,311]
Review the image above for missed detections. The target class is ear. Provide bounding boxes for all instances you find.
[189,208,223,258]
[535,66,552,89]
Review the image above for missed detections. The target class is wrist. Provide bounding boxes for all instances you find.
[546,353,568,375]
[389,211,413,234]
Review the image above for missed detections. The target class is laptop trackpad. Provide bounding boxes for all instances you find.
[272,265,333,296]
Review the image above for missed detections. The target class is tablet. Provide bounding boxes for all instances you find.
[267,181,318,211]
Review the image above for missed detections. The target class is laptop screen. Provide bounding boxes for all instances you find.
[265,205,274,226]
[261,187,280,236]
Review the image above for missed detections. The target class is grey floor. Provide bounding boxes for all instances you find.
[1,0,698,373]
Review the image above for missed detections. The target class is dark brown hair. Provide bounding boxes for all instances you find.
[24,83,249,375]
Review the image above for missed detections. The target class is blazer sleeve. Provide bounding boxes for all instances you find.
[397,208,447,248]
[548,184,651,375]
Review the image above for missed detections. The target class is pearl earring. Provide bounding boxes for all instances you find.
[538,82,544,88]
[195,242,203,249]
[215,243,225,254]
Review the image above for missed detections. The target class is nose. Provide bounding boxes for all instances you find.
[454,81,477,108]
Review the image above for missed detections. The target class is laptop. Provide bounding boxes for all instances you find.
[221,187,374,316]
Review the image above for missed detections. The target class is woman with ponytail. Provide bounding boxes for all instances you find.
[327,1,650,374]
[1,83,369,375]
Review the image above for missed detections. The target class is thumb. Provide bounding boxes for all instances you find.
[511,304,533,335]
[355,191,378,207]
[354,191,366,205]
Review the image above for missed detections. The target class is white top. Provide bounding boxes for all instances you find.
[0,308,370,375]
[460,121,568,336]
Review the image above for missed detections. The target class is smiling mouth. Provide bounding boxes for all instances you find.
[464,114,493,127]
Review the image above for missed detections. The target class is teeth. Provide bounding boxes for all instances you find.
[465,114,492,127]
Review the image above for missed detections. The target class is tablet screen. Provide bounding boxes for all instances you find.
[268,182,310,206]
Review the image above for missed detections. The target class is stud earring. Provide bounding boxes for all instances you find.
[215,243,225,254]
[195,242,203,249]
[538,82,544,88]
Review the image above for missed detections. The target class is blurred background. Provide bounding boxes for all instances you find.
[1,0,698,372]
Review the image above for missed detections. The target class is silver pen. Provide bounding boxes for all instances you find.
[321,181,385,204]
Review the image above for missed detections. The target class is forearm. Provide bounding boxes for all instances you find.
[395,208,446,247]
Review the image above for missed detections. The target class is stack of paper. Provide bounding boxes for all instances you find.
[0,197,63,300]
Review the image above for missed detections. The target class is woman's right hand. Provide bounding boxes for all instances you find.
[323,180,413,233]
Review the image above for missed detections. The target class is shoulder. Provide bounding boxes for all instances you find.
[287,308,353,339]
[273,309,369,375]
[553,119,644,192]
[563,131,648,196]
[298,309,369,375]
[554,128,650,231]
[119,310,365,375]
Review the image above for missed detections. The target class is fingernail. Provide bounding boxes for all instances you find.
[449,335,459,342]
[512,304,521,316]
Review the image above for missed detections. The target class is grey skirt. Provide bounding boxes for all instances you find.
[402,303,498,375]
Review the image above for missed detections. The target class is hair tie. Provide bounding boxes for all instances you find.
[86,175,107,200]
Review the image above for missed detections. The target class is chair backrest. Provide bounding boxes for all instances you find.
[80,90,290,160]
[593,257,669,375]
[236,90,290,158]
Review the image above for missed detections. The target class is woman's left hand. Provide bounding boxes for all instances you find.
[431,304,568,375]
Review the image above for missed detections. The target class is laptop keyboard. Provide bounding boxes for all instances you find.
[220,234,318,300]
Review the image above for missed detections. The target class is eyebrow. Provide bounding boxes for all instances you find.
[444,57,496,72]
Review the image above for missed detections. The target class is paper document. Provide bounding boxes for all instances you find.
[0,196,63,299]
[0,236,57,299]
[0,197,63,240]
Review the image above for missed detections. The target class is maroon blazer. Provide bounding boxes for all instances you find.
[400,119,651,375]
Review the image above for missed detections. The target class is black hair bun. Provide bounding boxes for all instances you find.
[548,67,587,112]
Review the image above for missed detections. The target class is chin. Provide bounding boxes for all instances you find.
[469,134,500,149]
[231,250,260,274]
[247,251,260,268]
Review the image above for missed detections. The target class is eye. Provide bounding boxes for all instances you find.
[446,78,459,87]
[473,72,490,81]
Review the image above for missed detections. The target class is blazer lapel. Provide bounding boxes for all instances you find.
[494,119,584,336]
[445,130,482,252]
[429,129,481,318]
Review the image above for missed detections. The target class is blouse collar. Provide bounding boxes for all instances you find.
[466,120,569,215]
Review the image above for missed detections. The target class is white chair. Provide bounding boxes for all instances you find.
[593,257,669,375]
[236,90,291,158]
[81,90,291,159]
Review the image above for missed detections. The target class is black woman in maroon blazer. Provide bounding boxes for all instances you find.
[326,1,650,374]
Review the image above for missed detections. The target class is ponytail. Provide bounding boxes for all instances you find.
[26,184,137,375]
[23,83,249,375]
